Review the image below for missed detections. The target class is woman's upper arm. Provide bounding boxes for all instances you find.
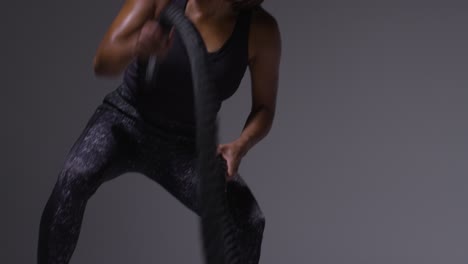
[247,8,282,115]
[93,0,161,75]
[100,0,154,45]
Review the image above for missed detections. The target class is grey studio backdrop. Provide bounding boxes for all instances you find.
[3,1,468,264]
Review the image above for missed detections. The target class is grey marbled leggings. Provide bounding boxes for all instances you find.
[37,84,265,264]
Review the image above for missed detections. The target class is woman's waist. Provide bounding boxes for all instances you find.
[102,83,198,142]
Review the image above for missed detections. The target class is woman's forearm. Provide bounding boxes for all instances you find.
[93,36,139,77]
[92,0,161,77]
[236,106,275,156]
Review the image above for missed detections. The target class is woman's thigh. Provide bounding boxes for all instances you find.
[138,144,264,225]
[55,103,143,196]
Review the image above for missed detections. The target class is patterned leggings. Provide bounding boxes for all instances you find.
[37,84,265,264]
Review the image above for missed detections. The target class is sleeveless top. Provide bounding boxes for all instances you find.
[122,0,253,126]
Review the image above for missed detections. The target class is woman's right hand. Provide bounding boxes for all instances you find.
[135,20,174,59]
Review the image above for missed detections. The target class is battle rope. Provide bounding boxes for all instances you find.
[146,3,240,264]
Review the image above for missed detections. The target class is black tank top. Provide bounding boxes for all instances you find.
[123,0,252,126]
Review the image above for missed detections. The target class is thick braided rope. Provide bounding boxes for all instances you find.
[153,3,241,264]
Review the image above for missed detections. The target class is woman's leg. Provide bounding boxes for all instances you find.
[37,104,142,264]
[225,173,266,264]
[139,139,266,264]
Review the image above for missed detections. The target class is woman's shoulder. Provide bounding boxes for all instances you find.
[248,6,280,48]
[249,6,279,32]
[248,7,281,61]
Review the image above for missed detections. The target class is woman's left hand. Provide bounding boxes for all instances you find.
[217,140,246,181]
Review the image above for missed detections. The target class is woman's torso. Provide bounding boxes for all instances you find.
[122,0,253,126]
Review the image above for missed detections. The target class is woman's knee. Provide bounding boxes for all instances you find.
[55,162,102,200]
[250,208,266,233]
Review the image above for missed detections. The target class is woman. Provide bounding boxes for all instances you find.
[37,0,281,263]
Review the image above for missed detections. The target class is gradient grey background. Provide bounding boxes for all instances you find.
[3,1,468,263]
